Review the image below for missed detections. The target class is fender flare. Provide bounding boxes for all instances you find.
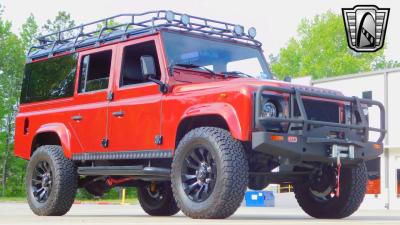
[180,103,247,141]
[34,123,72,158]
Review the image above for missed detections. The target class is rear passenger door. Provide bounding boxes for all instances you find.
[107,38,163,152]
[70,45,116,153]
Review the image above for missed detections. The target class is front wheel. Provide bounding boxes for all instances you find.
[294,162,367,219]
[171,127,248,219]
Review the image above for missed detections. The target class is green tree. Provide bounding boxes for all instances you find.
[41,11,75,39]
[372,55,400,70]
[0,8,78,198]
[20,14,39,49]
[270,11,397,79]
[95,19,121,35]
[0,5,26,196]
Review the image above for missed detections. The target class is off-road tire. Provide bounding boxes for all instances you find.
[171,127,248,219]
[137,182,180,216]
[26,145,78,216]
[294,162,367,219]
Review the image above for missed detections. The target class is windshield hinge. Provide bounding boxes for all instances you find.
[154,135,163,145]
[101,138,109,148]
[107,91,114,101]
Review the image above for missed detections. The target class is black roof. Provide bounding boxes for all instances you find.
[28,10,261,61]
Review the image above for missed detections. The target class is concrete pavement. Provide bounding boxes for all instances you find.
[0,203,400,225]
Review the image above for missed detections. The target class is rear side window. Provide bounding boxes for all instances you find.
[78,50,112,93]
[20,54,77,104]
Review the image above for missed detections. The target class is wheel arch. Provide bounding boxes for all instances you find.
[175,103,247,148]
[31,123,72,158]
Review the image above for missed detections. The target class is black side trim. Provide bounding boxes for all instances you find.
[78,166,170,177]
[72,150,173,161]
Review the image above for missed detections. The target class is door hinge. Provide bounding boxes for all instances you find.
[155,135,163,145]
[107,91,114,101]
[101,138,109,148]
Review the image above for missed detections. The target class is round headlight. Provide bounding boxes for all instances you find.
[262,101,278,118]
[233,25,244,36]
[181,14,190,26]
[165,11,175,23]
[248,27,257,38]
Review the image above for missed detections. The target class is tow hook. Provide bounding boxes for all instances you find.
[330,144,353,198]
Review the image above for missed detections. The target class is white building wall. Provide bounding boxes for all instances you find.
[388,148,400,209]
[387,72,400,209]
[388,72,400,148]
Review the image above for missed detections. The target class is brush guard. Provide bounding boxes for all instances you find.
[252,85,386,164]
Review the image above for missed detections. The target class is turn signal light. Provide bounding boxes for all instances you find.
[271,135,284,141]
[373,144,382,150]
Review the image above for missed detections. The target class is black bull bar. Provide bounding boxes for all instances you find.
[253,85,386,162]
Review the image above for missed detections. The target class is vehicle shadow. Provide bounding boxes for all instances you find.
[65,214,400,221]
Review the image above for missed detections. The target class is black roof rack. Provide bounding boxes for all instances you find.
[28,10,261,61]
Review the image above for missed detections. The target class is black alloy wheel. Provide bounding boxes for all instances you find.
[31,161,53,203]
[181,146,216,202]
[171,127,248,219]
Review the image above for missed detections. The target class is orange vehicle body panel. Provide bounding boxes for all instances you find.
[13,31,340,160]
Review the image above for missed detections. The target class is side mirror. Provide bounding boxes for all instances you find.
[139,55,168,94]
[140,55,156,80]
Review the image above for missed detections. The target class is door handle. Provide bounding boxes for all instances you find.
[112,111,125,117]
[71,115,83,121]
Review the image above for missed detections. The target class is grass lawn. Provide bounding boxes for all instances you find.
[0,196,138,204]
[1,186,138,204]
[0,196,27,203]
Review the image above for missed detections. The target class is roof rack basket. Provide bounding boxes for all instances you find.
[28,10,261,60]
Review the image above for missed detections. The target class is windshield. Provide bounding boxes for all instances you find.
[162,31,271,79]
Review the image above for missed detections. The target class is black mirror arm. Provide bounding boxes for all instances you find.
[168,60,175,76]
[148,77,168,94]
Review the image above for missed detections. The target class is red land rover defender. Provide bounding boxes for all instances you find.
[14,11,385,219]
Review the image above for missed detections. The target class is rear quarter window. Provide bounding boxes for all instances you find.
[20,54,78,104]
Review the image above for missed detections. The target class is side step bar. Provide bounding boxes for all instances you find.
[78,166,171,181]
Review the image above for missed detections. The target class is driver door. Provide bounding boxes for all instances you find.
[107,37,164,151]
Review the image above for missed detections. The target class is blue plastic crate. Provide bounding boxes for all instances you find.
[245,191,275,207]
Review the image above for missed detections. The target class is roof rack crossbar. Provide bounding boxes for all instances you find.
[28,10,261,60]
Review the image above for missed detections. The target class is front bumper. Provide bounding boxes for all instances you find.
[252,85,386,164]
[252,131,383,164]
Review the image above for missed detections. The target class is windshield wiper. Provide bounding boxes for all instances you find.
[173,64,252,79]
[221,71,252,78]
[174,63,216,75]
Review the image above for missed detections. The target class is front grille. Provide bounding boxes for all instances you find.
[294,99,339,123]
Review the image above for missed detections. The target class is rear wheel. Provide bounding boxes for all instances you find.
[26,145,78,216]
[171,127,248,219]
[294,162,367,219]
[137,181,179,216]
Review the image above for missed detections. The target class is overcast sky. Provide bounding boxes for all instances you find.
[1,0,399,61]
